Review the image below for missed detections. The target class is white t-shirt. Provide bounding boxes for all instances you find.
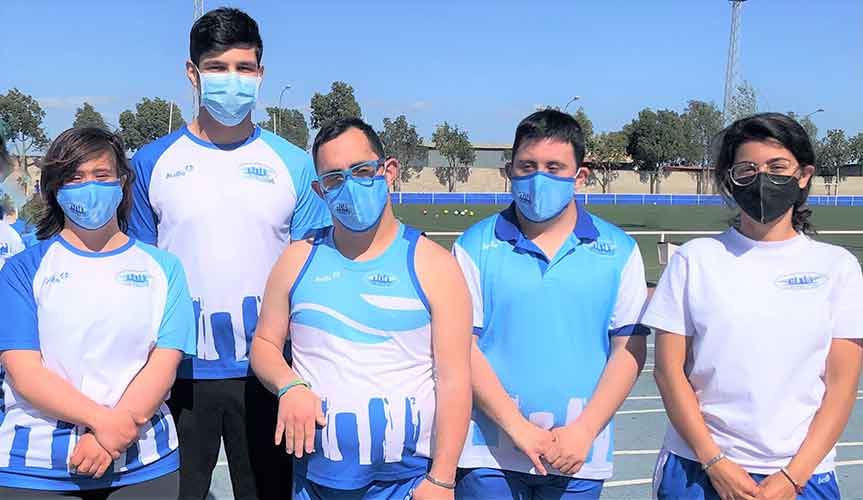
[0,221,25,270]
[128,126,330,379]
[642,228,863,475]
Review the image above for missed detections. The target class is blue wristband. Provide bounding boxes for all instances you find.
[277,379,311,399]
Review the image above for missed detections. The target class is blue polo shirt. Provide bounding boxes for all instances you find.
[453,203,649,480]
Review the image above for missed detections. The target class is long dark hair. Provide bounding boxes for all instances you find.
[37,127,134,240]
[714,112,816,234]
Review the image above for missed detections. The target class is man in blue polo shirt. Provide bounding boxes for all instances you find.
[454,109,649,498]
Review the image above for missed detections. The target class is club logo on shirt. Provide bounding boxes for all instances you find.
[313,271,342,283]
[0,243,8,256]
[166,164,195,179]
[239,163,276,184]
[42,272,71,286]
[117,270,152,288]
[366,272,399,288]
[774,272,827,290]
[586,240,616,257]
[817,473,833,485]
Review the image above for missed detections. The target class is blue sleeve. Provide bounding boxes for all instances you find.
[127,148,159,245]
[156,258,197,356]
[136,244,196,356]
[290,154,331,241]
[0,249,42,351]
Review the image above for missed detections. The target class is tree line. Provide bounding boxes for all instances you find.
[1,81,861,197]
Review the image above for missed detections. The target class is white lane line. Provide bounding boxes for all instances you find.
[614,449,661,456]
[626,396,662,401]
[642,369,654,373]
[836,459,863,467]
[647,344,655,348]
[605,478,653,488]
[617,408,665,415]
[837,442,863,447]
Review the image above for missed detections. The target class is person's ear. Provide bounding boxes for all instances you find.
[186,61,200,93]
[799,164,815,189]
[575,167,590,190]
[383,157,400,189]
[312,180,325,199]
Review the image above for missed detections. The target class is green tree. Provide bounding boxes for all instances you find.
[379,115,425,191]
[310,81,362,129]
[73,102,108,130]
[0,121,11,183]
[817,129,853,194]
[0,193,13,217]
[625,108,687,194]
[571,107,595,151]
[786,111,819,143]
[849,132,863,165]
[119,98,185,152]
[258,107,309,150]
[432,122,475,192]
[0,88,49,194]
[681,100,723,194]
[19,193,45,226]
[726,80,758,124]
[589,131,627,193]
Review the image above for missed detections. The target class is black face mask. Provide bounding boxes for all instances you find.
[730,173,802,224]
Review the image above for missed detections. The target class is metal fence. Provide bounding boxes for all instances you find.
[390,192,863,207]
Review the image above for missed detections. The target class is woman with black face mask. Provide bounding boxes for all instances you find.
[643,113,863,500]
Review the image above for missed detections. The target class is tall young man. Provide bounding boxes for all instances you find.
[454,109,649,498]
[127,8,329,499]
[251,118,472,500]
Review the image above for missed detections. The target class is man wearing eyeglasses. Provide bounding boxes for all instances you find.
[250,117,472,500]
[127,8,330,499]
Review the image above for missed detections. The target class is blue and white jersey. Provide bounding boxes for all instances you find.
[453,204,649,480]
[0,221,25,270]
[0,236,196,490]
[128,126,331,379]
[290,224,434,489]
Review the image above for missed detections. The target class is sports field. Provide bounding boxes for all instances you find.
[207,203,863,499]
[393,203,863,284]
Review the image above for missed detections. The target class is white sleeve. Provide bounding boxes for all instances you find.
[641,250,695,336]
[830,252,863,339]
[452,241,484,334]
[609,244,649,336]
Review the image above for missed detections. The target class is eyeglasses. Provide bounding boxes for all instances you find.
[728,159,800,187]
[317,159,384,193]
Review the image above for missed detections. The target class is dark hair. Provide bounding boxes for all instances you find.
[312,118,386,169]
[512,109,586,167]
[714,112,816,233]
[0,137,9,174]
[37,128,134,240]
[190,8,263,67]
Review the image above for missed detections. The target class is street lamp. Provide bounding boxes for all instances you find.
[804,108,824,119]
[276,85,292,135]
[563,96,581,113]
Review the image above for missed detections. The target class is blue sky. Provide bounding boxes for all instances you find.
[1,0,860,146]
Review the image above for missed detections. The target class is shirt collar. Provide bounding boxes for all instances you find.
[494,201,600,245]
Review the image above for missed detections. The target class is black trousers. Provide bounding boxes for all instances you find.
[0,471,179,499]
[168,377,292,500]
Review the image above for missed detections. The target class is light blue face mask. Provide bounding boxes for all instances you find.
[510,172,576,223]
[56,181,123,230]
[198,69,260,127]
[324,176,389,232]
